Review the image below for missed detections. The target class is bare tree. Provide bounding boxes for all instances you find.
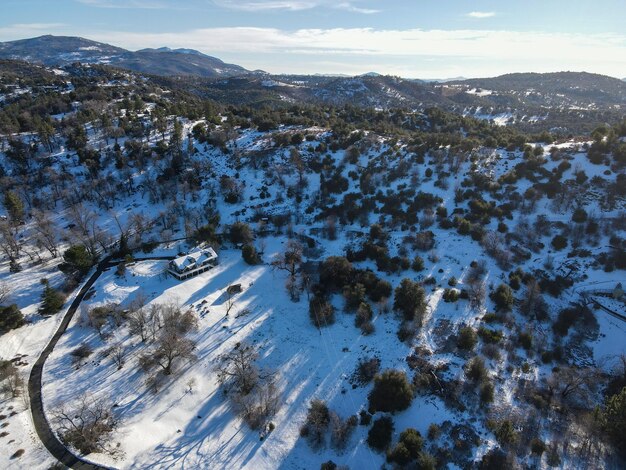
[53,395,119,455]
[139,306,197,376]
[546,366,600,407]
[216,343,260,396]
[0,220,23,271]
[216,342,280,429]
[150,330,196,375]
[270,240,303,278]
[0,281,11,305]
[519,279,547,320]
[129,305,150,342]
[32,209,59,258]
[0,362,23,398]
[110,344,126,370]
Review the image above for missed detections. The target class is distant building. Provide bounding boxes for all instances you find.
[168,247,218,280]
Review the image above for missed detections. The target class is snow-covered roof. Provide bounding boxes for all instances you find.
[170,247,218,272]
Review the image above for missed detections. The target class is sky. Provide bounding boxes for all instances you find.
[1,0,625,79]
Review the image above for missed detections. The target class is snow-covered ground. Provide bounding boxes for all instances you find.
[0,116,624,469]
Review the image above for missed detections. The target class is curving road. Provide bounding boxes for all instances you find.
[28,256,175,469]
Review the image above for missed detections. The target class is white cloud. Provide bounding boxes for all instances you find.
[1,22,624,78]
[84,26,625,77]
[467,11,496,19]
[213,0,378,13]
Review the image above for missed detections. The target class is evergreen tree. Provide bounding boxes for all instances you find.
[3,190,24,223]
[40,280,64,315]
[61,245,95,278]
[0,304,25,334]
[393,279,427,322]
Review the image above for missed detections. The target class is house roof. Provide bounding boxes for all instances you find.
[171,247,218,272]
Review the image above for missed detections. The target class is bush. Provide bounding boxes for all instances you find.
[517,331,533,350]
[393,279,427,322]
[492,419,518,447]
[572,207,588,223]
[241,245,260,265]
[301,400,330,448]
[427,423,441,440]
[530,437,546,455]
[367,416,394,451]
[412,256,425,272]
[551,234,568,251]
[398,428,423,457]
[0,304,25,334]
[369,369,414,412]
[228,222,254,245]
[319,256,353,292]
[465,357,488,383]
[478,327,503,344]
[457,326,477,350]
[309,296,335,328]
[479,448,515,470]
[490,284,515,311]
[442,288,459,302]
[480,382,494,404]
[61,245,95,278]
[354,357,380,385]
[354,302,373,328]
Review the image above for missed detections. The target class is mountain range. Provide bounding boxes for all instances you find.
[0,35,249,78]
[1,35,625,134]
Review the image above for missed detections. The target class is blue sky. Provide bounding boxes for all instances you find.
[1,0,625,78]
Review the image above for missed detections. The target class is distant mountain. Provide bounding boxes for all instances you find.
[446,72,626,107]
[0,35,250,78]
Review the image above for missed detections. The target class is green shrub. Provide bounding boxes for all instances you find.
[490,284,515,311]
[442,288,459,302]
[309,296,335,328]
[478,327,503,344]
[551,234,568,251]
[480,382,495,404]
[0,304,25,334]
[242,245,260,265]
[530,438,546,455]
[367,416,394,451]
[368,369,414,412]
[518,331,533,350]
[465,357,488,383]
[457,326,477,350]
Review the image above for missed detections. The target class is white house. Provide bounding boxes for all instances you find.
[168,247,218,280]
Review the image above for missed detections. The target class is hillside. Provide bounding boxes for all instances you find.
[0,61,625,470]
[0,35,250,78]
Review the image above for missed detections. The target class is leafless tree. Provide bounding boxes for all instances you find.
[140,306,197,376]
[0,220,23,270]
[129,305,150,342]
[32,209,59,258]
[519,279,547,320]
[53,395,118,455]
[0,362,23,398]
[0,281,11,305]
[110,344,126,370]
[270,240,303,278]
[151,330,196,375]
[546,366,600,408]
[216,342,280,429]
[216,342,260,396]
